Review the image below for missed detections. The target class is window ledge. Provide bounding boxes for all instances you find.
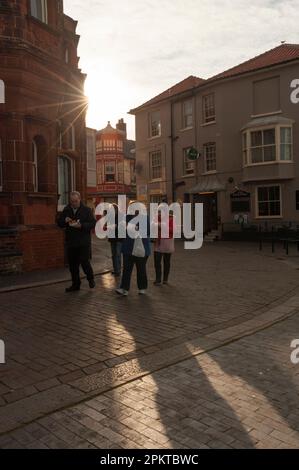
[201,121,216,127]
[180,127,193,132]
[202,171,217,175]
[244,161,293,168]
[27,15,59,36]
[182,174,195,178]
[251,111,282,118]
[255,216,283,219]
[148,135,162,141]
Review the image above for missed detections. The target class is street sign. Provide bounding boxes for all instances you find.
[187,147,199,161]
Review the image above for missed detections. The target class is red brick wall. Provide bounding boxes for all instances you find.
[18,226,65,272]
[0,1,87,272]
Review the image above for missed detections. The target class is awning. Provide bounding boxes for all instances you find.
[189,175,226,194]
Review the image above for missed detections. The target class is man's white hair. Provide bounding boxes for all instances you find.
[70,191,81,199]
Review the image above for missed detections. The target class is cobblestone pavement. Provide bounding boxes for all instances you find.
[0,241,299,448]
[0,237,111,291]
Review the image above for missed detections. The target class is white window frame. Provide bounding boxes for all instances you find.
[182,100,193,129]
[203,143,217,174]
[65,48,69,64]
[30,0,48,24]
[149,111,161,138]
[0,139,3,191]
[255,184,282,219]
[0,80,5,104]
[243,125,293,166]
[57,155,75,211]
[105,161,116,182]
[87,133,96,171]
[150,151,162,180]
[71,125,76,150]
[183,147,195,176]
[203,93,216,124]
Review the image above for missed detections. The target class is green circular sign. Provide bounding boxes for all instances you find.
[187,147,199,161]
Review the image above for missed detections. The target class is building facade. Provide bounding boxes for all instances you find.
[86,127,97,210]
[0,0,87,272]
[130,44,299,236]
[89,119,136,206]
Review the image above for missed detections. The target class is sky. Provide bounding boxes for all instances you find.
[63,0,299,139]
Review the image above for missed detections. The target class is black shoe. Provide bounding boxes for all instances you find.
[153,281,162,286]
[65,285,80,293]
[89,279,96,289]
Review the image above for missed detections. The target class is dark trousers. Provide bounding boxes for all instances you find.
[110,241,122,274]
[154,252,171,283]
[120,254,148,291]
[67,245,94,287]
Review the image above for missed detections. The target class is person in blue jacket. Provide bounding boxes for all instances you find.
[115,203,151,296]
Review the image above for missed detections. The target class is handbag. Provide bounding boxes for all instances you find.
[132,235,146,257]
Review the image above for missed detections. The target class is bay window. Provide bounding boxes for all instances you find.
[243,125,293,165]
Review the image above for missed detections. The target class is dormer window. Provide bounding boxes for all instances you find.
[30,0,48,24]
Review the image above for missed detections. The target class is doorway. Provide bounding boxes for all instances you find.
[193,192,218,234]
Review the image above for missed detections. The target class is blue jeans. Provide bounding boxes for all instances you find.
[110,241,122,274]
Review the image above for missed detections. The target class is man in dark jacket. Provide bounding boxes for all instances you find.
[57,191,96,292]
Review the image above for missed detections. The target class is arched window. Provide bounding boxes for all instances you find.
[0,80,5,104]
[32,136,48,192]
[58,155,74,209]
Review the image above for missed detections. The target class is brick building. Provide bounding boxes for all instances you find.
[0,0,87,272]
[130,44,299,237]
[88,119,136,206]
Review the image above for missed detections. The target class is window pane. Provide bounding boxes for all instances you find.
[31,0,46,22]
[270,201,280,216]
[258,202,269,216]
[263,128,275,145]
[280,127,292,144]
[251,147,263,163]
[251,131,262,147]
[269,186,280,201]
[280,143,292,161]
[264,145,276,162]
[258,187,268,201]
[150,112,161,137]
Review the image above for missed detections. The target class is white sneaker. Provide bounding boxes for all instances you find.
[138,290,146,295]
[115,288,128,296]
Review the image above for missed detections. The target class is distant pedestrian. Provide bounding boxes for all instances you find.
[115,202,151,296]
[153,210,175,286]
[57,191,96,292]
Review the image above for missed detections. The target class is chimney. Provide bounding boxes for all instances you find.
[116,118,127,138]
